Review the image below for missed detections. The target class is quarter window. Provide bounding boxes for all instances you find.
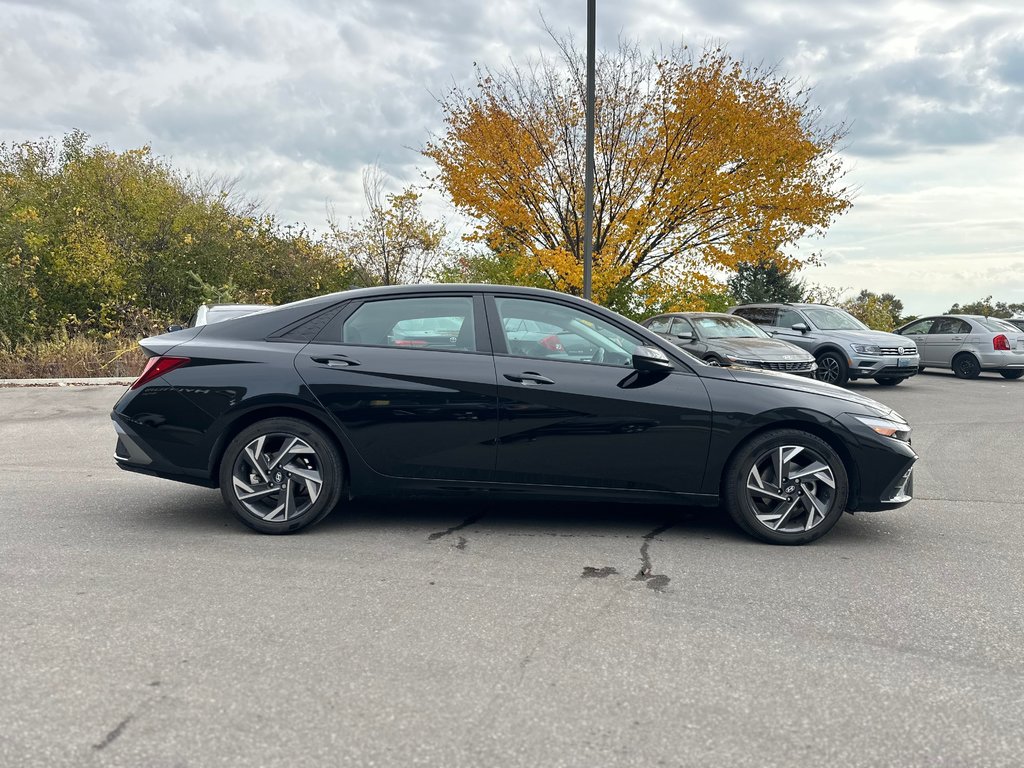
[342,297,477,351]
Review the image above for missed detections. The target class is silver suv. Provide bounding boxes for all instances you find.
[728,303,920,387]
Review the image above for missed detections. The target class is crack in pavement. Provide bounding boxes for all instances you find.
[428,514,483,544]
[633,523,673,591]
[93,714,133,751]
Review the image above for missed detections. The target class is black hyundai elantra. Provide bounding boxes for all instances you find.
[112,285,917,544]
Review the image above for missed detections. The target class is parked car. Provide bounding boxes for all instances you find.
[113,285,917,545]
[728,303,920,387]
[896,315,1024,379]
[1000,317,1024,333]
[642,312,816,377]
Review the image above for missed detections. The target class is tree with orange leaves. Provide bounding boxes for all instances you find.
[424,35,851,314]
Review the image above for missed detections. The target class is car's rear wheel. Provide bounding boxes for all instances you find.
[1000,370,1024,380]
[952,353,981,379]
[814,351,849,386]
[219,417,344,534]
[703,356,723,366]
[723,429,849,545]
[874,376,902,386]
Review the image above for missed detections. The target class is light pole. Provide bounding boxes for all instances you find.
[582,0,595,301]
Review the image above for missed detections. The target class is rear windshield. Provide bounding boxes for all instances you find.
[975,317,1020,333]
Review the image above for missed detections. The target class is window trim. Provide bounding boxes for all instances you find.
[310,292,490,354]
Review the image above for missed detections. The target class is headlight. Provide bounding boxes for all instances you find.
[851,344,882,355]
[854,414,912,442]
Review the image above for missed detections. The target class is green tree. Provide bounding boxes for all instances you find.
[843,289,905,331]
[728,258,805,305]
[0,132,351,345]
[947,297,1024,319]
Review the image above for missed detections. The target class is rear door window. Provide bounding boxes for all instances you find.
[732,307,777,326]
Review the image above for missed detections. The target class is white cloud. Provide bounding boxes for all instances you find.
[1,0,1022,310]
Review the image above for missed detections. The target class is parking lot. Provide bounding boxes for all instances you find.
[2,371,1022,767]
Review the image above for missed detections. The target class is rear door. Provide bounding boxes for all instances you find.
[295,293,498,482]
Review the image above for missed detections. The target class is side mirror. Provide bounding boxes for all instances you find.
[791,323,810,333]
[167,324,184,333]
[632,346,675,372]
[675,331,694,342]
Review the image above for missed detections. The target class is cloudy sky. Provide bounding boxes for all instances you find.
[2,0,1023,314]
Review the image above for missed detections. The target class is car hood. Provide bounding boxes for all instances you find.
[725,366,904,420]
[707,337,813,361]
[814,329,916,347]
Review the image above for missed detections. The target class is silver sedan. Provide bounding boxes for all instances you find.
[897,315,1024,379]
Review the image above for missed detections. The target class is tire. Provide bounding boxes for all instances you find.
[874,377,902,386]
[722,429,849,545]
[703,356,723,366]
[814,351,849,386]
[1000,370,1024,380]
[952,353,981,379]
[219,417,344,534]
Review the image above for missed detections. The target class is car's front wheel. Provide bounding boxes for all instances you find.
[814,351,849,386]
[723,429,849,545]
[874,376,903,386]
[219,417,344,534]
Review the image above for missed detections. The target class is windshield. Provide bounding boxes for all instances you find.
[803,307,867,331]
[692,316,769,339]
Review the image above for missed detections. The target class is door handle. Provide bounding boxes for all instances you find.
[504,371,555,385]
[950,337,963,341]
[311,355,360,367]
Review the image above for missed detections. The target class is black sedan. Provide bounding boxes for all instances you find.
[643,312,816,376]
[112,285,917,544]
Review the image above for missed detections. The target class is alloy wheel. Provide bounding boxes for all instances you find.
[231,433,323,522]
[745,444,837,533]
[815,356,842,384]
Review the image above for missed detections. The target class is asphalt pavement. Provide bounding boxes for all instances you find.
[1,371,1022,767]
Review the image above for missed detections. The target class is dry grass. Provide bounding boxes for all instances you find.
[0,336,148,379]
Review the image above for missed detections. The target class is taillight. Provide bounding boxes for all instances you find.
[131,356,191,389]
[540,334,564,352]
[993,334,1010,351]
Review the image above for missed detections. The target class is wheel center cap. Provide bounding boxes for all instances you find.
[784,485,796,494]
[273,470,284,484]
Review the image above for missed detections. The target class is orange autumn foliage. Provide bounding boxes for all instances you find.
[424,38,851,310]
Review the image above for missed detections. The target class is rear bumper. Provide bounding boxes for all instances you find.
[976,350,1024,369]
[111,412,216,488]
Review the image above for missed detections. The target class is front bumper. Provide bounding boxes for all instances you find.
[848,354,920,380]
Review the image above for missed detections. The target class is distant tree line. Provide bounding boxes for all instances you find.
[0,132,355,346]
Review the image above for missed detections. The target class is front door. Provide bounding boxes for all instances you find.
[487,295,712,494]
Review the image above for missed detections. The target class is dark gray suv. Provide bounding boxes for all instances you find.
[728,303,920,386]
